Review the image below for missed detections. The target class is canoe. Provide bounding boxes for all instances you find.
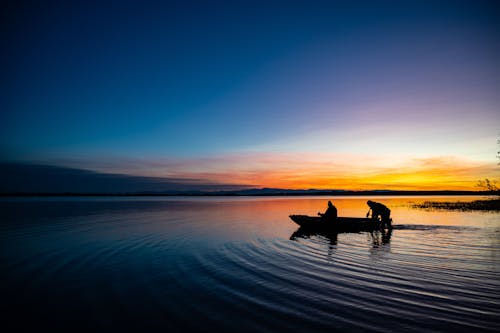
[289,215,381,232]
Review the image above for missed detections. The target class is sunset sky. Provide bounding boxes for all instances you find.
[1,0,499,191]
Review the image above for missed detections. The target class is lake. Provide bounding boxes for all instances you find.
[1,196,499,332]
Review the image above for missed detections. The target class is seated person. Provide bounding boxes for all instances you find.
[366,200,392,229]
[318,201,338,222]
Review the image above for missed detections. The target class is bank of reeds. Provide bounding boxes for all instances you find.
[411,199,500,212]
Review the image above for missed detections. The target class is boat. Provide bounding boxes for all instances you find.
[289,215,381,232]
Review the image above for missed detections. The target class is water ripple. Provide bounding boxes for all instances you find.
[1,198,499,332]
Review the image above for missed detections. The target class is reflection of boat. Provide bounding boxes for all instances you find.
[289,215,380,232]
[290,224,393,245]
[290,226,339,243]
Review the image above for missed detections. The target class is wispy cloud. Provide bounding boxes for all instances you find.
[0,163,254,193]
[46,153,498,191]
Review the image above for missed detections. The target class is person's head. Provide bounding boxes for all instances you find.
[328,201,333,207]
[367,200,374,207]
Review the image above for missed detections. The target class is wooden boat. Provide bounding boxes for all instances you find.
[289,215,381,232]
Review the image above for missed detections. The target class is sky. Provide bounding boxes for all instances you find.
[1,0,499,191]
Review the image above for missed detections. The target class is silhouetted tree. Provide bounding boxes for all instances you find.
[476,135,500,194]
[497,135,500,165]
[477,178,499,192]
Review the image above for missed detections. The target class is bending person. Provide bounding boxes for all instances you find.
[366,200,392,229]
[318,201,338,223]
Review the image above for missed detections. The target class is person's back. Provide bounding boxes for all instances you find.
[318,201,337,222]
[366,200,392,229]
[373,202,390,216]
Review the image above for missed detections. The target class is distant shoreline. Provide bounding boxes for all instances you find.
[1,190,498,197]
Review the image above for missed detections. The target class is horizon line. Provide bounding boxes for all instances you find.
[1,189,498,197]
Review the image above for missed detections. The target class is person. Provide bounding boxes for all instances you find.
[318,201,338,222]
[366,200,392,229]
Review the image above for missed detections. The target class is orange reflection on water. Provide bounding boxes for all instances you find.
[76,196,496,244]
[162,196,497,241]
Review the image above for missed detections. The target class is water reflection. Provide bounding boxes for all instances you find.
[368,229,392,262]
[290,227,392,250]
[290,227,337,243]
[1,196,499,332]
[370,228,393,247]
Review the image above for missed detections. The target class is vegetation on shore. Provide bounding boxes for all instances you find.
[411,199,500,212]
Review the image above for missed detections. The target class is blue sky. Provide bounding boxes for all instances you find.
[1,0,499,190]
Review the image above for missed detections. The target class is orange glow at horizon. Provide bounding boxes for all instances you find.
[178,170,482,191]
[149,153,498,191]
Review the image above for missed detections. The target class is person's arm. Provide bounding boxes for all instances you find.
[319,207,328,216]
[366,208,371,218]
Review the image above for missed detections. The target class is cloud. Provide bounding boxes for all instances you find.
[13,152,498,191]
[44,152,498,191]
[0,163,253,193]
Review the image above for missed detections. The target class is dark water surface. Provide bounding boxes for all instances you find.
[1,196,499,332]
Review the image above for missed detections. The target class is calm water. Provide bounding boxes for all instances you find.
[1,196,499,332]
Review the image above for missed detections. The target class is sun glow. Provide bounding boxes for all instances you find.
[87,153,498,191]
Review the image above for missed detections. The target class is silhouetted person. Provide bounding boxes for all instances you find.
[366,200,392,229]
[318,201,337,222]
